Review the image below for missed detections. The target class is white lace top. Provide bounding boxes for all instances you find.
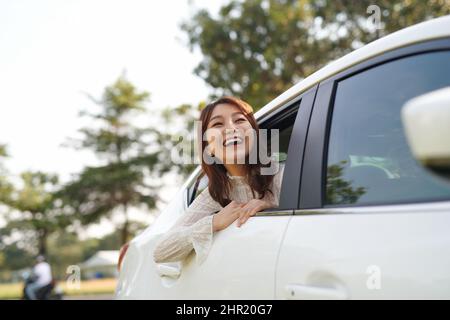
[152,162,286,266]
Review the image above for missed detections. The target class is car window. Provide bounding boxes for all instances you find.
[188,171,208,205]
[325,50,450,206]
[187,111,297,205]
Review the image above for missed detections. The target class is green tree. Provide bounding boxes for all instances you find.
[0,243,34,272]
[181,0,449,109]
[0,144,13,204]
[0,144,7,158]
[325,160,366,205]
[2,171,63,256]
[60,72,165,245]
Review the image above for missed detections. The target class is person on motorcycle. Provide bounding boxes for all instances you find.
[26,255,53,300]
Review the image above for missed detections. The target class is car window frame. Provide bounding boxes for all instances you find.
[185,85,318,213]
[259,86,317,212]
[299,37,450,210]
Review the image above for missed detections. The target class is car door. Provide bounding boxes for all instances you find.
[115,171,197,299]
[276,39,450,299]
[145,88,317,300]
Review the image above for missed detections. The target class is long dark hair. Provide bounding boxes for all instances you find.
[197,96,275,207]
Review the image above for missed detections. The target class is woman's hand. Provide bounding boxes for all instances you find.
[236,199,272,227]
[212,200,245,232]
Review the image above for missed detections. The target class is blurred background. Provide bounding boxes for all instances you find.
[0,0,448,299]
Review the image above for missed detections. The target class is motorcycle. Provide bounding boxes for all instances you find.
[22,271,64,300]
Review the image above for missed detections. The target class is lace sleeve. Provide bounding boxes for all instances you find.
[152,187,223,265]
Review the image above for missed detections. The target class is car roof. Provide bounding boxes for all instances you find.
[255,14,450,120]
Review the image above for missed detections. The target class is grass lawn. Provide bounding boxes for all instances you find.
[0,278,117,300]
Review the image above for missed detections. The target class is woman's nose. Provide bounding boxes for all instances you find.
[223,118,238,132]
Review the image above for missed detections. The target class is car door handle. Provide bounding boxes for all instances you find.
[156,264,181,279]
[285,284,348,300]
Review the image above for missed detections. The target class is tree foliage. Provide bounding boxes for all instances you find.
[59,72,165,245]
[181,0,449,109]
[2,171,64,256]
[0,144,12,204]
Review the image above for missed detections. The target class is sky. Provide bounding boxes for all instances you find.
[0,0,225,238]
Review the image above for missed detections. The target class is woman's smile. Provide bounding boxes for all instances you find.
[223,136,243,147]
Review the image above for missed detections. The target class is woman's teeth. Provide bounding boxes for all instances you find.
[224,137,243,147]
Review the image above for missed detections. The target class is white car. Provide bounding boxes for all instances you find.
[116,15,450,299]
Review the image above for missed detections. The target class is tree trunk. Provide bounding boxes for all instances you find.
[38,228,48,256]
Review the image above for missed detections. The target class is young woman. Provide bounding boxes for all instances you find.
[152,96,285,265]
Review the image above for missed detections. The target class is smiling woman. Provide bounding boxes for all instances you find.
[152,96,285,265]
[199,97,278,207]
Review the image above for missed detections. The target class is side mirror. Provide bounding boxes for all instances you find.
[401,87,450,180]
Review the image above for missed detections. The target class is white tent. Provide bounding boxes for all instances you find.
[80,250,119,279]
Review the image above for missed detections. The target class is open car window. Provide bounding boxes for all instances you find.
[187,109,297,206]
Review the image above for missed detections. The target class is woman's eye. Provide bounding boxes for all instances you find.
[212,122,222,127]
[236,118,246,123]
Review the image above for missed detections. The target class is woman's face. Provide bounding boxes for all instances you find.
[205,103,255,165]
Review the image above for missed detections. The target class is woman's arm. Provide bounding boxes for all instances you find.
[152,187,223,265]
[235,162,286,227]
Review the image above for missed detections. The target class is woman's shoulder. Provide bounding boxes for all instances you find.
[274,161,286,184]
[258,160,285,207]
[259,160,286,178]
[266,161,286,193]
